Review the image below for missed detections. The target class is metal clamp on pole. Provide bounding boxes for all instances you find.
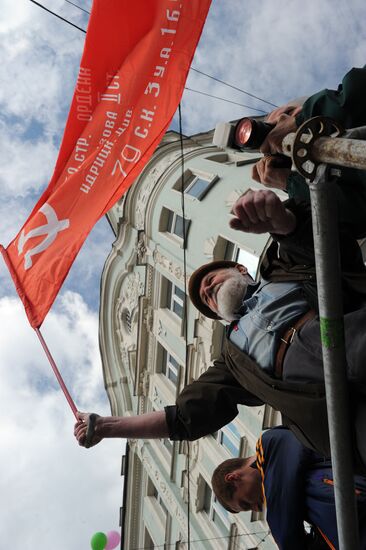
[284,117,362,550]
[282,116,366,178]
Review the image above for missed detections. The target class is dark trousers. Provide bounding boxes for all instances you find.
[283,308,366,465]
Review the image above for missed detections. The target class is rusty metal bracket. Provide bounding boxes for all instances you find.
[286,116,344,181]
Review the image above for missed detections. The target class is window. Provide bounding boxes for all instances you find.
[223,239,260,279]
[162,349,180,385]
[173,170,218,200]
[205,153,230,164]
[203,482,212,513]
[166,281,185,320]
[167,210,186,239]
[213,421,248,457]
[360,238,366,265]
[217,422,241,456]
[144,529,154,549]
[162,438,174,455]
[202,480,230,533]
[184,175,211,199]
[236,248,260,279]
[156,342,181,387]
[262,404,281,429]
[148,478,168,520]
[160,207,190,244]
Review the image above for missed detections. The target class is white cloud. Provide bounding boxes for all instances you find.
[0,127,59,197]
[0,294,123,550]
[176,0,366,135]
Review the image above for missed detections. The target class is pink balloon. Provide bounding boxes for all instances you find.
[105,531,121,550]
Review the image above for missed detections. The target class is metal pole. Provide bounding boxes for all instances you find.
[283,131,366,171]
[309,164,359,549]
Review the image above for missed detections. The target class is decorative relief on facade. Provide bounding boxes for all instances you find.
[120,344,130,368]
[113,195,126,221]
[157,320,167,338]
[115,272,145,349]
[152,386,164,409]
[140,446,188,532]
[153,247,190,285]
[189,441,200,471]
[139,370,150,397]
[225,189,243,209]
[174,265,183,279]
[142,304,154,332]
[136,232,147,263]
[135,148,195,230]
[203,237,216,259]
[129,439,137,451]
[120,272,144,312]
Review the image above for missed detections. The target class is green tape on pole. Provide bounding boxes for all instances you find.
[320,317,344,348]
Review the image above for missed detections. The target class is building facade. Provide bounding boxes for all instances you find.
[100,129,283,549]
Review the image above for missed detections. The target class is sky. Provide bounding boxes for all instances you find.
[0,0,366,549]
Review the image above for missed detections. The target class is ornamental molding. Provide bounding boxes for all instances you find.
[152,385,164,410]
[203,236,216,259]
[117,271,144,312]
[152,247,190,285]
[157,319,167,338]
[115,272,145,351]
[138,370,150,397]
[225,189,243,209]
[136,232,147,263]
[134,139,208,231]
[135,149,185,230]
[140,445,188,533]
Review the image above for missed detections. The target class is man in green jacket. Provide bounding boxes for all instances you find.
[252,66,366,238]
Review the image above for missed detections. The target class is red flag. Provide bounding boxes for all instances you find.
[2,0,212,328]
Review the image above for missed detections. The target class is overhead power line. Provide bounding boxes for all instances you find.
[190,66,278,108]
[185,87,268,113]
[29,0,277,111]
[28,0,86,33]
[63,0,90,15]
[28,0,273,113]
[127,529,271,550]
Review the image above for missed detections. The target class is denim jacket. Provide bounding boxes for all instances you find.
[229,280,309,373]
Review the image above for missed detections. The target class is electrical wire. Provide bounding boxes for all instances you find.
[60,0,276,110]
[30,0,277,112]
[127,529,271,550]
[184,87,268,113]
[178,102,191,550]
[28,0,86,32]
[190,66,278,108]
[28,0,271,113]
[63,0,90,15]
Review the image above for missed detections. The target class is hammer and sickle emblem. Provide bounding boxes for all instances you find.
[18,203,70,270]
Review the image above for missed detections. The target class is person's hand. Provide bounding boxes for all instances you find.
[74,412,103,448]
[265,104,303,125]
[260,113,298,155]
[252,156,291,190]
[230,189,296,235]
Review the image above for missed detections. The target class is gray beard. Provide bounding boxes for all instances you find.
[216,271,249,322]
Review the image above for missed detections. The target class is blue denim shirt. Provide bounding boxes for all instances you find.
[229,280,309,373]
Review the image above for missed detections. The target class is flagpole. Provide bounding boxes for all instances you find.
[35,327,78,419]
[1,245,78,419]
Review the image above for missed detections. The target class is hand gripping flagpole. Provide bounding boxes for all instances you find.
[0,245,78,420]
